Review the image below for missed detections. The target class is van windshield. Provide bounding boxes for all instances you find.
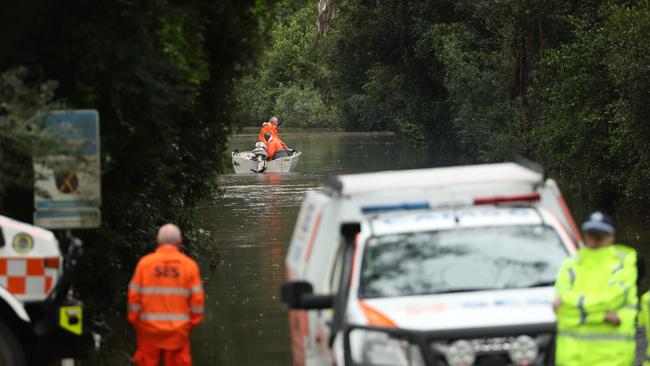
[359,225,568,298]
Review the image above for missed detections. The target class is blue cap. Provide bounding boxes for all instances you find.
[581,211,615,235]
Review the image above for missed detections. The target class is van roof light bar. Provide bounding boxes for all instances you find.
[474,192,541,205]
[361,202,430,214]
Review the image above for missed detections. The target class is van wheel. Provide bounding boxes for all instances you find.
[0,319,26,366]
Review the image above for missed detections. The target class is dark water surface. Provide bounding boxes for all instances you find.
[191,132,435,365]
[93,132,650,365]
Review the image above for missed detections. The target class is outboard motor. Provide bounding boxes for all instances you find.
[252,142,268,173]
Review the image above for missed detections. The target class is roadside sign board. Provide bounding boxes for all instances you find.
[34,209,101,230]
[33,110,101,229]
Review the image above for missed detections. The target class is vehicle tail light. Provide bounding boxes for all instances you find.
[474,192,541,205]
[44,257,60,268]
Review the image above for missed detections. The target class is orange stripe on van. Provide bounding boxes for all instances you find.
[289,310,309,366]
[359,300,397,328]
[303,213,322,262]
[558,195,582,243]
[546,210,577,254]
[349,234,361,286]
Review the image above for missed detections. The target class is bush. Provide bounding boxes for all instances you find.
[273,84,337,128]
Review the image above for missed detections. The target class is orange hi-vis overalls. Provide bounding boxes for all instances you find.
[258,122,278,142]
[265,136,288,160]
[128,244,205,366]
[259,122,289,149]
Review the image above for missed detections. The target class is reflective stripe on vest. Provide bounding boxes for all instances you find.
[129,285,191,296]
[140,313,190,321]
[612,250,626,275]
[568,268,576,286]
[190,284,203,294]
[128,304,142,312]
[558,329,635,341]
[190,305,204,314]
[577,295,588,324]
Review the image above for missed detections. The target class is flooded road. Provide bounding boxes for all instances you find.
[191,132,436,365]
[94,132,650,365]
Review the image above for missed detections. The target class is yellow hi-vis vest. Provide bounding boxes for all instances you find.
[639,291,650,366]
[555,244,637,366]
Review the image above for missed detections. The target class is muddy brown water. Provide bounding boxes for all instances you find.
[91,132,650,365]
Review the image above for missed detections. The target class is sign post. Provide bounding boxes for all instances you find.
[33,110,101,229]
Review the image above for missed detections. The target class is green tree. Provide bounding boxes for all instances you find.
[0,67,59,213]
[532,0,650,211]
[234,1,338,129]
[430,23,523,160]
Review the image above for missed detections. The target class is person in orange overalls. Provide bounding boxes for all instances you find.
[263,133,289,160]
[258,116,289,149]
[127,224,205,366]
[258,116,280,142]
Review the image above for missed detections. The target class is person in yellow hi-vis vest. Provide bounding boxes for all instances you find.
[553,211,638,366]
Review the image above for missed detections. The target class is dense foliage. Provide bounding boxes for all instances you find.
[237,0,650,211]
[532,1,650,211]
[234,1,338,129]
[0,67,60,211]
[0,0,274,337]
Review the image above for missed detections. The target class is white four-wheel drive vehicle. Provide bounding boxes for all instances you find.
[282,162,580,366]
[0,215,97,365]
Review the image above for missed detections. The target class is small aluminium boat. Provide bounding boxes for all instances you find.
[232,142,301,174]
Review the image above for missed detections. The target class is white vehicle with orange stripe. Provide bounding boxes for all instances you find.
[282,162,581,366]
[0,215,97,365]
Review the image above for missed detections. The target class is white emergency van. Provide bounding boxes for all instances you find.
[282,162,580,366]
[0,215,98,365]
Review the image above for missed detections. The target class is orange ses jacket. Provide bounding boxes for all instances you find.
[258,122,278,142]
[265,137,286,160]
[127,245,205,349]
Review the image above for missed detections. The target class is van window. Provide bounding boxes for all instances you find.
[359,225,567,298]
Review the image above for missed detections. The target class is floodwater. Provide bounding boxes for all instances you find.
[190,132,437,365]
[94,132,650,365]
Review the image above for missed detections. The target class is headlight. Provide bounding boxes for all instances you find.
[349,329,425,366]
[434,339,476,366]
[432,335,548,366]
[508,335,539,366]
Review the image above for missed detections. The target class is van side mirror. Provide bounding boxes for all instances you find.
[281,281,334,310]
[341,222,361,244]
